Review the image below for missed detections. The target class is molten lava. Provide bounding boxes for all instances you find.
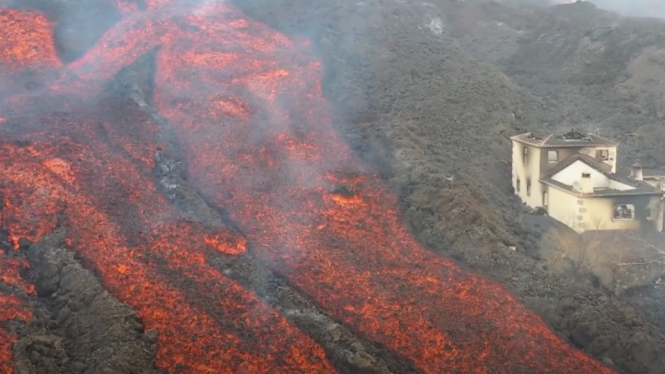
[0,7,335,373]
[0,1,617,374]
[0,8,59,70]
[0,107,335,373]
[0,254,33,374]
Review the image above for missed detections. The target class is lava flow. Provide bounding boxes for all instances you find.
[0,253,33,374]
[0,107,336,373]
[0,5,336,373]
[0,1,616,374]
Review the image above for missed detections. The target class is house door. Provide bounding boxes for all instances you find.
[543,191,548,207]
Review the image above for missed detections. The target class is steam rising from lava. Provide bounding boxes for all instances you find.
[0,0,617,373]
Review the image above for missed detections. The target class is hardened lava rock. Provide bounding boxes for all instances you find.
[14,230,159,374]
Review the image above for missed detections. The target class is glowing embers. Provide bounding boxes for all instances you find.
[0,254,33,373]
[0,106,337,373]
[0,153,64,250]
[43,158,75,184]
[0,327,17,373]
[204,231,246,255]
[328,185,364,207]
[0,256,34,295]
[209,95,251,118]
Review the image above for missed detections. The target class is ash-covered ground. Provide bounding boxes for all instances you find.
[2,0,665,374]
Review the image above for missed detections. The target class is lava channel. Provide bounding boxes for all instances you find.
[0,32,37,359]
[0,254,33,374]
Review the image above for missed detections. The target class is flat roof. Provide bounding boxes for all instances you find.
[511,129,617,148]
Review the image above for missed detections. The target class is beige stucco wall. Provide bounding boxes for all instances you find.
[578,146,617,173]
[647,197,664,232]
[645,178,665,191]
[539,147,578,176]
[538,146,617,176]
[512,141,544,208]
[547,187,649,233]
[551,160,633,191]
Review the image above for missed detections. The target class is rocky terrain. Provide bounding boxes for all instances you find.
[2,0,665,373]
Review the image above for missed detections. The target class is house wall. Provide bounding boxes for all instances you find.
[550,160,634,191]
[539,146,617,175]
[579,146,617,173]
[539,147,578,176]
[512,141,544,208]
[547,188,578,230]
[645,178,665,191]
[547,188,653,232]
[647,197,664,232]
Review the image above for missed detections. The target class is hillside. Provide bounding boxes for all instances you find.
[449,1,665,166]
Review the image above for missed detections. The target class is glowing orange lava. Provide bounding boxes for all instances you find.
[0,1,617,373]
[0,107,336,373]
[0,8,60,70]
[0,256,35,295]
[0,6,335,370]
[0,254,33,374]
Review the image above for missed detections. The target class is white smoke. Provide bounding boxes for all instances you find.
[550,0,665,19]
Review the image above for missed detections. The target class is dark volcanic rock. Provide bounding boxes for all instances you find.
[15,229,159,374]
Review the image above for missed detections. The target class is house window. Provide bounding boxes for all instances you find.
[598,149,609,160]
[516,178,521,192]
[526,179,531,196]
[543,191,548,206]
[523,147,528,165]
[613,204,635,220]
[547,150,558,163]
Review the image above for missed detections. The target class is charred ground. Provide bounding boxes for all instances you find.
[1,0,665,374]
